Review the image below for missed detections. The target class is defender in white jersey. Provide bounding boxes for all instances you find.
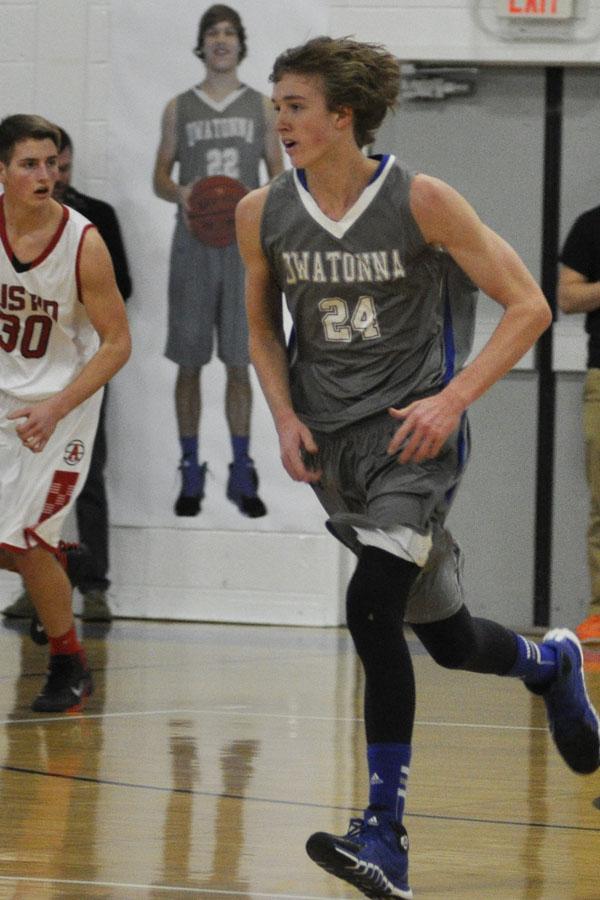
[153,4,283,519]
[236,37,599,899]
[0,114,131,713]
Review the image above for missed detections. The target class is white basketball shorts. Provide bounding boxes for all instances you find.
[0,388,103,554]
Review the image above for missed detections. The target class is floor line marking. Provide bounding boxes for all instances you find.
[0,706,548,732]
[0,875,345,899]
[2,763,598,833]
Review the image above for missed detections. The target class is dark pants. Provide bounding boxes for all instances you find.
[75,391,110,592]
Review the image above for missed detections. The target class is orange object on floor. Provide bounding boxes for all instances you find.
[575,613,600,645]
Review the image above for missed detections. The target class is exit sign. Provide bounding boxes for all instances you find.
[497,0,574,17]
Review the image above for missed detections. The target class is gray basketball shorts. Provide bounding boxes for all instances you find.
[309,407,470,623]
[405,521,464,624]
[165,221,250,368]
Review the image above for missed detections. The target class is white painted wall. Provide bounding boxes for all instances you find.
[0,0,596,629]
[329,0,600,64]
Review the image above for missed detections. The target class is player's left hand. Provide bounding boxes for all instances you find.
[8,399,60,453]
[387,393,463,464]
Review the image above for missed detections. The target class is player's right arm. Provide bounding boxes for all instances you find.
[152,98,192,210]
[235,188,320,483]
[9,228,131,452]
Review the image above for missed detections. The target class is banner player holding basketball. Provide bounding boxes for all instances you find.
[153,4,283,517]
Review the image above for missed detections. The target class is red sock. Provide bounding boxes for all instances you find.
[49,625,82,657]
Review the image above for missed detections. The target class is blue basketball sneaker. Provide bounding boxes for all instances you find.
[526,628,600,775]
[174,461,207,517]
[226,458,266,518]
[306,812,412,899]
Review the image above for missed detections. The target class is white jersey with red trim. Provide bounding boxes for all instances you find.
[0,198,99,401]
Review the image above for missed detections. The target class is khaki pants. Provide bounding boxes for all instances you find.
[583,368,600,614]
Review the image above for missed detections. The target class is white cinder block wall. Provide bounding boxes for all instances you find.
[330,0,600,64]
[0,2,111,200]
[0,0,597,628]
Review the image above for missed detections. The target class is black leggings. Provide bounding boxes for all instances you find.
[413,605,518,675]
[346,547,519,745]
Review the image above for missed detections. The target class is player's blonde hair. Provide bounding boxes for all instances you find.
[270,36,400,148]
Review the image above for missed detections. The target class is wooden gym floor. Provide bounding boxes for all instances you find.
[0,616,597,899]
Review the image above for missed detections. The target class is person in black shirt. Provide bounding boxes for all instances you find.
[2,127,132,623]
[54,132,132,301]
[558,207,600,644]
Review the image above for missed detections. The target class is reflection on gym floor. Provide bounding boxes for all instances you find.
[0,618,597,898]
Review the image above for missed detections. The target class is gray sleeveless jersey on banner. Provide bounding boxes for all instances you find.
[175,84,266,189]
[260,156,478,432]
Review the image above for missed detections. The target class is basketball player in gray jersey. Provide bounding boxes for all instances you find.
[236,37,600,899]
[153,4,283,518]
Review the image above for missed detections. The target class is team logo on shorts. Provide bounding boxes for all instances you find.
[63,440,85,466]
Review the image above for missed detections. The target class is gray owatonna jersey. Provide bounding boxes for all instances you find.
[175,84,266,189]
[260,155,478,432]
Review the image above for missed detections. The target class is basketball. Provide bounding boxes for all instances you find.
[187,175,248,247]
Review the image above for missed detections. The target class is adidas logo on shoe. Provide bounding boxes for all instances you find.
[370,772,384,785]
